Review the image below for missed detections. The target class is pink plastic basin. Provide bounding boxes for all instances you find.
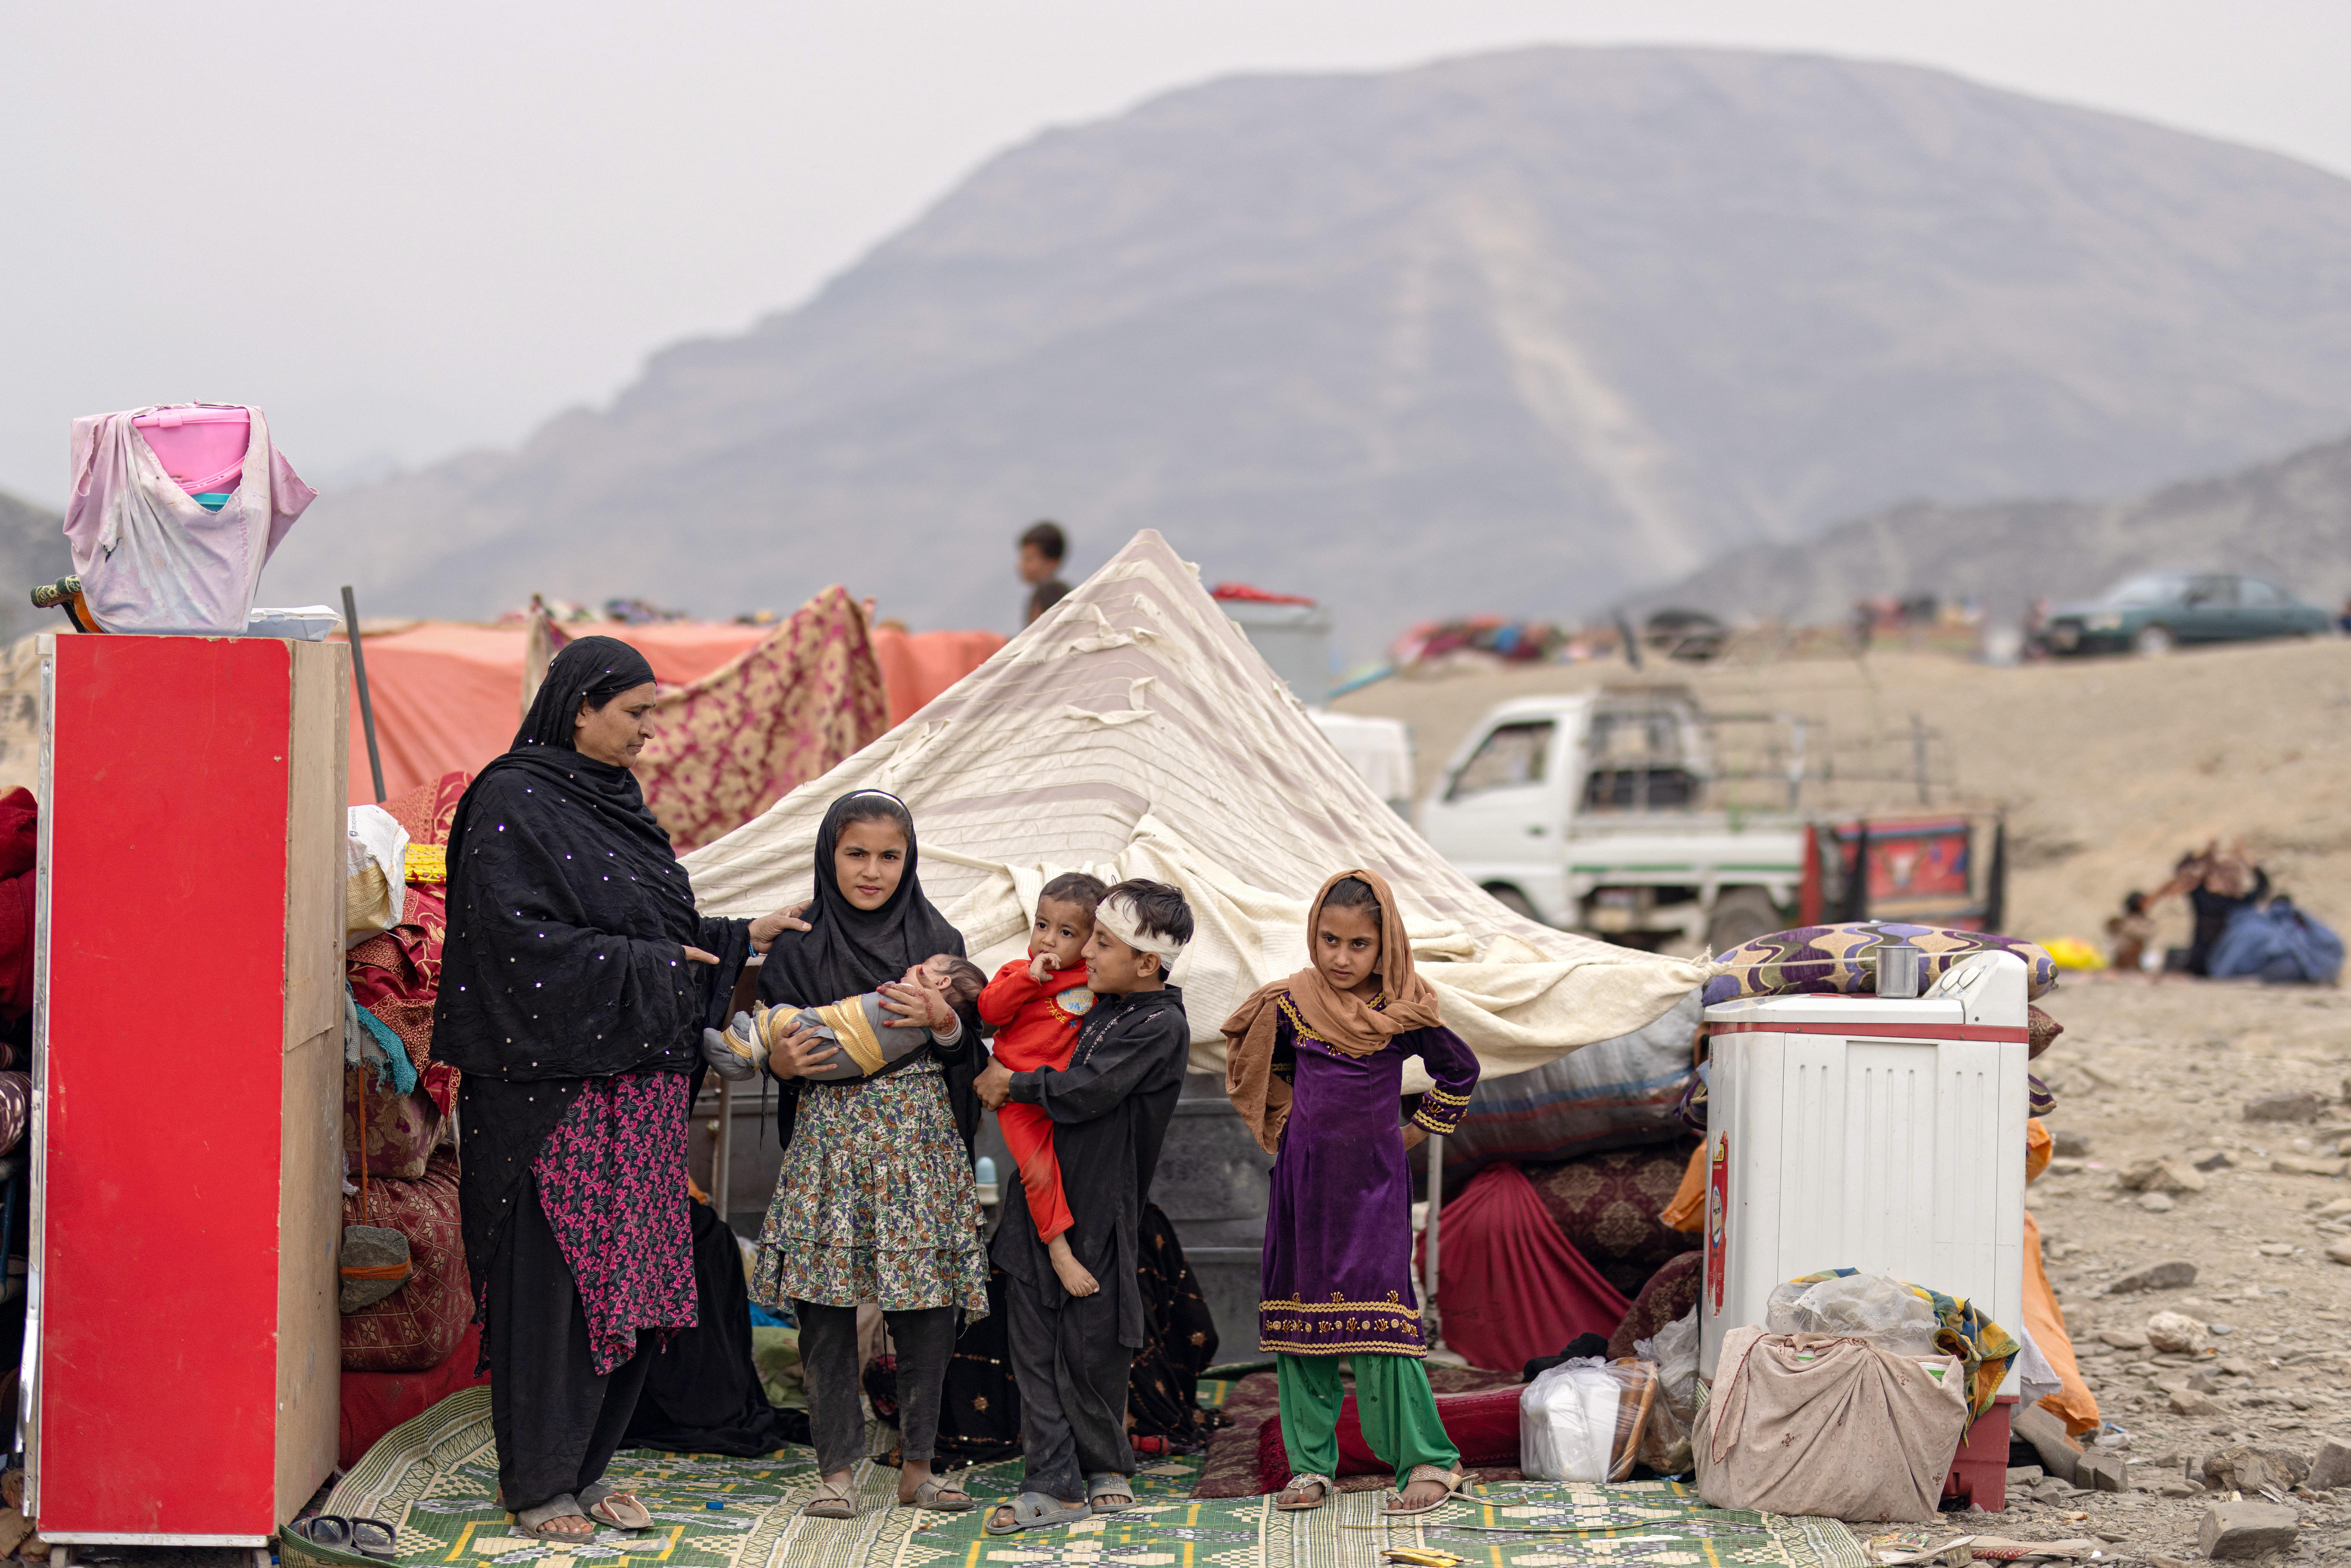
[133,405,250,495]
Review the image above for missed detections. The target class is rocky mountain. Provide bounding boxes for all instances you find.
[259,46,2351,647]
[0,491,73,644]
[1631,427,2351,626]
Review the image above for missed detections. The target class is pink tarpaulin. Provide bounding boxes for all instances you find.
[341,614,1002,807]
[1422,1162,1632,1375]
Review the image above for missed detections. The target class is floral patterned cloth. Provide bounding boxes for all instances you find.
[635,586,892,853]
[531,1070,698,1376]
[751,1066,988,1315]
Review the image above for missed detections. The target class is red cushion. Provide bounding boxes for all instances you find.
[1255,1385,1522,1491]
[338,1322,490,1469]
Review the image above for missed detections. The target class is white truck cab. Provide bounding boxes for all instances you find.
[1418,687,1804,951]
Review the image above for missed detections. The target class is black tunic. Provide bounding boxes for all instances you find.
[757,791,983,1151]
[993,985,1189,1348]
[435,636,750,1304]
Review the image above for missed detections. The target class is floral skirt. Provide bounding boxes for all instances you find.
[752,1069,988,1316]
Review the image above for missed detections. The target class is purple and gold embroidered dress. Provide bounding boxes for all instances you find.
[1258,991,1478,1356]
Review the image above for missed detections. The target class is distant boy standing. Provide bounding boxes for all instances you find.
[1018,520,1071,624]
[974,879,1195,1534]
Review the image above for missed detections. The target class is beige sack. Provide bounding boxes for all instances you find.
[1696,1327,1968,1522]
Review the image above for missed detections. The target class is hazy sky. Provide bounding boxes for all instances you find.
[7,1,2350,508]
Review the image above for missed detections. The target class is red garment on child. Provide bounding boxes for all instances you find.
[978,959,1097,1243]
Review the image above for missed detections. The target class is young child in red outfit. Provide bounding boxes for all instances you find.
[979,872,1108,1298]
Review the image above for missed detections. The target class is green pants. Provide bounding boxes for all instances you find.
[1277,1352,1459,1481]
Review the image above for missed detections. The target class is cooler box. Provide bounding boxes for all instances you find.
[1698,951,2029,1391]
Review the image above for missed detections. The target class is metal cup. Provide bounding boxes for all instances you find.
[1875,940,1924,998]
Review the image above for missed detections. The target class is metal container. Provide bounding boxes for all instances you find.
[1874,940,1925,998]
[1153,1072,1274,1356]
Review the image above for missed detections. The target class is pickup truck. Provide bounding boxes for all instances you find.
[1418,686,2002,951]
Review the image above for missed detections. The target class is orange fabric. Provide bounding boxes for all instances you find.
[1661,1139,1708,1234]
[342,620,767,803]
[635,588,892,851]
[2025,1117,2052,1184]
[341,614,1002,807]
[871,627,1006,726]
[977,959,1093,1244]
[2021,1209,2100,1435]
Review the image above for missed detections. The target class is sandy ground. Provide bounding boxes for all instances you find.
[1994,973,2351,1559]
[1333,635,2351,957]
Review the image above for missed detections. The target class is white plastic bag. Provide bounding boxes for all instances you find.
[1633,1307,1701,1473]
[1519,1358,1651,1482]
[346,805,411,945]
[1764,1274,1939,1356]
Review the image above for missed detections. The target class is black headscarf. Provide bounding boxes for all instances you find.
[438,634,750,1308]
[759,790,982,1149]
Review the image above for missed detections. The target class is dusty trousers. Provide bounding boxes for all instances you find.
[795,1300,958,1475]
[1005,1269,1133,1502]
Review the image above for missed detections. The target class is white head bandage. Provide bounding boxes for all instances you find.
[1096,892,1186,961]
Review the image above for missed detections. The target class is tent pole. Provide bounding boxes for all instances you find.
[1424,1132,1445,1353]
[341,585,386,803]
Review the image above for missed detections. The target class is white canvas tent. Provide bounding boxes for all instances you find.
[685,531,1709,1081]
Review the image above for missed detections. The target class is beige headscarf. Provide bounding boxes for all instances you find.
[1220,867,1443,1154]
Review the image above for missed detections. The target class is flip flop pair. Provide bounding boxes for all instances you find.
[510,1486,650,1541]
[286,1516,395,1560]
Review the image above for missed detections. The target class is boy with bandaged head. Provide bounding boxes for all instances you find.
[973,879,1194,1535]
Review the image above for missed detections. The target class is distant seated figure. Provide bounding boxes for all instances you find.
[1019,520,1070,625]
[703,954,987,1082]
[2105,890,2154,975]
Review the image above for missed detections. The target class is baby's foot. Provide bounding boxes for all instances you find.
[1047,1235,1099,1297]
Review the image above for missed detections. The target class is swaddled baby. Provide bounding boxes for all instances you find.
[700,953,987,1082]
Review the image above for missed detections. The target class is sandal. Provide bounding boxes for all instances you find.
[513,1496,598,1541]
[903,1476,974,1512]
[1380,1464,1472,1517]
[1274,1473,1332,1512]
[800,1476,857,1520]
[1086,1472,1134,1514]
[579,1484,653,1531]
[346,1519,398,1562]
[285,1517,351,1552]
[982,1492,1090,1535]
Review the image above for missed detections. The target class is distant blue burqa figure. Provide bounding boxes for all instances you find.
[2208,897,2345,985]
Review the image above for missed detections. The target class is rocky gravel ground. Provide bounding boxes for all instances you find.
[1974,973,2351,1562]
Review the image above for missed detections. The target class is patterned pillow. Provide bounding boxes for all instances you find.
[1703,921,2056,1007]
[341,1148,469,1374]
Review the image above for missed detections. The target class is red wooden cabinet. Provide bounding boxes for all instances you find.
[27,634,346,1545]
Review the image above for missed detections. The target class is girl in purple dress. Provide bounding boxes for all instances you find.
[1221,869,1481,1516]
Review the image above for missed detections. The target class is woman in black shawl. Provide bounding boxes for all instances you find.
[749,790,989,1518]
[436,636,802,1542]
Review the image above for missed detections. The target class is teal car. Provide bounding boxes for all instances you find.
[2040,573,2334,657]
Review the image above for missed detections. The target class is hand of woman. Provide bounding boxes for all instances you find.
[764,1019,840,1079]
[749,900,814,954]
[1400,1123,1430,1152]
[683,946,720,964]
[975,1060,1014,1110]
[878,979,954,1032]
